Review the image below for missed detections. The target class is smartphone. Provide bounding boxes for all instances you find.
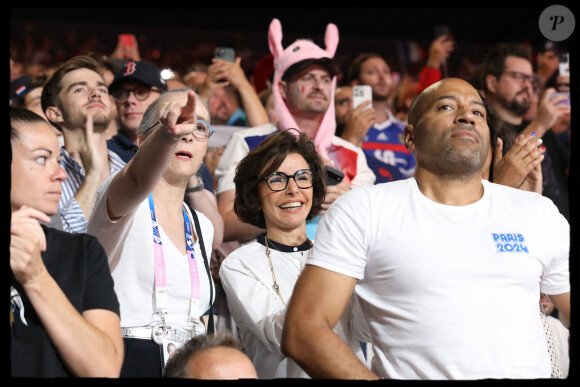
[559,53,569,76]
[118,33,136,48]
[325,165,345,186]
[551,91,570,107]
[214,47,235,62]
[353,85,372,110]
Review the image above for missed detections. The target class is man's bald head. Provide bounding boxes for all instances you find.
[185,346,257,379]
[407,78,485,126]
[163,331,257,379]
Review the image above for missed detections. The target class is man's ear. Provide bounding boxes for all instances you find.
[45,106,64,125]
[278,80,288,101]
[403,124,416,152]
[485,74,498,94]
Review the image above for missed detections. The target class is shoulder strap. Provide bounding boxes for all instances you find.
[190,209,215,335]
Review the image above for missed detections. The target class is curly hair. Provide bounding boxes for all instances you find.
[233,129,326,229]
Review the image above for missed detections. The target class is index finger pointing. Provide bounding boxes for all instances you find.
[180,90,197,119]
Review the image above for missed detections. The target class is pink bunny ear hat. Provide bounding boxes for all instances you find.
[268,18,339,160]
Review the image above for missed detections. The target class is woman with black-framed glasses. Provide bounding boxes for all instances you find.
[219,129,366,378]
[87,88,216,377]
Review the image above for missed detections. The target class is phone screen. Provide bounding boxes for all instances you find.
[119,34,135,47]
[214,47,235,62]
[353,85,372,110]
[559,53,569,76]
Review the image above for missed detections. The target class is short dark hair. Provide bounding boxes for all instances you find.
[163,331,244,378]
[233,129,326,229]
[347,52,384,84]
[480,44,532,93]
[40,55,104,130]
[10,106,49,141]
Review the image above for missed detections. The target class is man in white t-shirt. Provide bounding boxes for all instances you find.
[281,77,571,380]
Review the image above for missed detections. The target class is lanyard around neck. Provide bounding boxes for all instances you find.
[148,193,201,320]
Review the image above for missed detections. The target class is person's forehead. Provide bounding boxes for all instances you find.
[335,87,352,98]
[431,79,481,102]
[294,64,332,78]
[504,56,533,73]
[361,56,389,69]
[24,87,43,100]
[62,68,104,85]
[14,120,59,146]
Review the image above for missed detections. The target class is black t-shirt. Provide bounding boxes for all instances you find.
[10,226,120,377]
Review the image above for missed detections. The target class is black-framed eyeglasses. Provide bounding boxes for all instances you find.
[112,86,161,103]
[263,169,314,191]
[502,71,539,88]
[144,119,214,140]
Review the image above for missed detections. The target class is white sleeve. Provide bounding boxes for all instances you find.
[539,199,570,295]
[307,186,372,279]
[215,130,251,195]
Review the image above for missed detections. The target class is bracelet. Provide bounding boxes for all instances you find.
[186,180,204,193]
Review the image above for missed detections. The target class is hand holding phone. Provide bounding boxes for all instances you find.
[214,47,235,62]
[550,91,570,107]
[118,34,136,48]
[325,165,345,186]
[353,85,372,111]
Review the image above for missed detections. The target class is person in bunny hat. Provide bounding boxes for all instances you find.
[215,18,375,244]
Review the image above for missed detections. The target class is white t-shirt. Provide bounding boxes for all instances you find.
[87,175,215,334]
[219,235,366,378]
[308,178,570,379]
[215,124,375,195]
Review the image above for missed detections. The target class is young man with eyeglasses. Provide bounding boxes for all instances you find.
[41,55,127,233]
[480,43,571,221]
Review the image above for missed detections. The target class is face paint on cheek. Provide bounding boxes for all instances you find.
[296,86,304,95]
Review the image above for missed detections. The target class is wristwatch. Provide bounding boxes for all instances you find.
[186,179,204,193]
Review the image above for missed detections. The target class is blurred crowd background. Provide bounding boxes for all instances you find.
[10,7,564,89]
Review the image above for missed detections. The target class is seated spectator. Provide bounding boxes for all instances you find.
[333,84,405,182]
[197,55,269,128]
[10,107,123,377]
[345,52,416,182]
[41,55,126,233]
[107,60,167,163]
[10,73,63,145]
[163,330,257,379]
[215,18,375,244]
[219,129,366,378]
[86,88,215,377]
[107,59,223,251]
